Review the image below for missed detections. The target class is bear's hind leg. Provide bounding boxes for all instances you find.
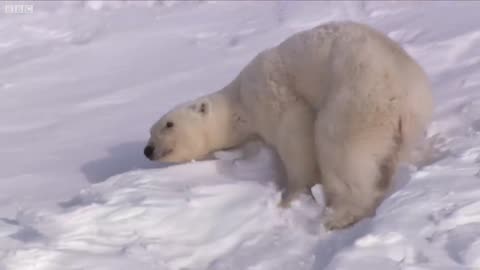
[315,120,399,230]
[321,145,395,229]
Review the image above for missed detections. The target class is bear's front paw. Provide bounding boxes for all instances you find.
[278,200,290,208]
[278,190,302,208]
[278,186,316,208]
[278,194,294,208]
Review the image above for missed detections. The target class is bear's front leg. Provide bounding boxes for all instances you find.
[274,104,319,207]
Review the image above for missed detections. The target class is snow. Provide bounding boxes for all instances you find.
[1,1,480,269]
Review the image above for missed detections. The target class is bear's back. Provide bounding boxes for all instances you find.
[275,21,429,109]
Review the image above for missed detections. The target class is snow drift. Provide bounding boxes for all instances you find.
[1,1,480,270]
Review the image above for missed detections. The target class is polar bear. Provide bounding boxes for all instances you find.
[144,21,433,230]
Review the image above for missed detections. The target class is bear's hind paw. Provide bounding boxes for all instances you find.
[323,208,362,230]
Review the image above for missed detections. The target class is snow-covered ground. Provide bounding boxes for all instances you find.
[1,1,480,269]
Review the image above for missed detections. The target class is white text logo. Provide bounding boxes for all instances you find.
[4,4,34,14]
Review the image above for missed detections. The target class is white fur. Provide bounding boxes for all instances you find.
[146,21,433,230]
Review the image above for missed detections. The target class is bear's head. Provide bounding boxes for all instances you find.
[144,99,214,163]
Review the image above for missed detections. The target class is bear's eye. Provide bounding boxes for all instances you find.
[165,121,174,129]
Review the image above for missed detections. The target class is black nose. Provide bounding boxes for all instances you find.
[144,145,154,159]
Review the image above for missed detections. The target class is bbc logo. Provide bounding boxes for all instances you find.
[4,4,34,14]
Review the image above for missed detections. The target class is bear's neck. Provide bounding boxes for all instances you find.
[205,80,253,152]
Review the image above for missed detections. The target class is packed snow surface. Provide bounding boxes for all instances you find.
[1,1,480,269]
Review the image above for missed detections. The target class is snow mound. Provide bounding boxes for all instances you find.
[3,147,328,270]
[7,138,480,270]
